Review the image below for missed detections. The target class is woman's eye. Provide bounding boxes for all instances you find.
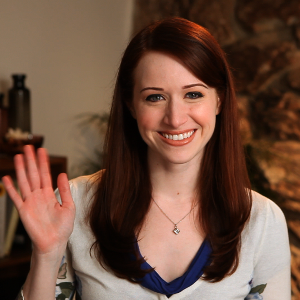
[185,92,203,99]
[145,94,164,102]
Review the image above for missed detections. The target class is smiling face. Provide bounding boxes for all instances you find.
[131,51,220,166]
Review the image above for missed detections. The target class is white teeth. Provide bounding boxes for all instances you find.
[162,130,194,140]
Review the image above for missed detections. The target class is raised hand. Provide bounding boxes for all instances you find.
[2,145,75,256]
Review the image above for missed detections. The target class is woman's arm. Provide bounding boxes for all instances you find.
[2,145,75,300]
[247,196,291,300]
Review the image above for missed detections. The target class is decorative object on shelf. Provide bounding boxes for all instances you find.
[0,93,8,145]
[1,74,44,154]
[8,74,31,133]
[2,128,44,154]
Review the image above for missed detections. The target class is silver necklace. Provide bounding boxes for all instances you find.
[152,198,197,235]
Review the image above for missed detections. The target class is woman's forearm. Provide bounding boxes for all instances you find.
[22,246,66,300]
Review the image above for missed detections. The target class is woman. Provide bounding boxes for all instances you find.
[3,17,290,299]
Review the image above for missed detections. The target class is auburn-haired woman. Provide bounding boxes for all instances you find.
[4,17,290,300]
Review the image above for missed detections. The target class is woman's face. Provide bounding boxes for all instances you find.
[131,51,220,166]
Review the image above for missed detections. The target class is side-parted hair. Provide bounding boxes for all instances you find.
[87,17,252,282]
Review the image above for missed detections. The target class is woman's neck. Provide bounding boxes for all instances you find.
[148,151,201,204]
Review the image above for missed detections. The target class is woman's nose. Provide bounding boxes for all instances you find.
[163,100,188,128]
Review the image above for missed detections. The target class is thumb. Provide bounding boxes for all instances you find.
[57,173,74,208]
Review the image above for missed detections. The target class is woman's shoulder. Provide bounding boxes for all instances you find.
[55,170,104,207]
[250,190,286,225]
[69,171,99,190]
[246,190,288,243]
[68,170,104,205]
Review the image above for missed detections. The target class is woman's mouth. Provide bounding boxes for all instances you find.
[158,130,196,146]
[161,130,195,140]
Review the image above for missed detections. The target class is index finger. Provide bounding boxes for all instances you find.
[2,176,24,211]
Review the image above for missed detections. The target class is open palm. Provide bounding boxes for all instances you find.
[2,145,75,255]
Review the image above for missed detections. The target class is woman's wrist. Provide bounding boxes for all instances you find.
[31,243,67,266]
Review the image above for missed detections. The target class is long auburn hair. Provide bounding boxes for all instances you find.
[87,17,252,283]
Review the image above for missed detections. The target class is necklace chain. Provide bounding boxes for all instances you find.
[152,198,197,235]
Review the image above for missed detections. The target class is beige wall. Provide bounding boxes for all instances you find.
[0,0,133,176]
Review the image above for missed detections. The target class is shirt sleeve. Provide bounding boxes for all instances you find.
[55,245,77,300]
[54,182,77,300]
[246,198,291,300]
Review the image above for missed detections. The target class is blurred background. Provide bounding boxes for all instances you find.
[0,0,299,298]
[0,0,133,177]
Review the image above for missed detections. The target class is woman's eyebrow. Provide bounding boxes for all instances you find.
[140,87,164,93]
[183,83,208,89]
[140,83,208,93]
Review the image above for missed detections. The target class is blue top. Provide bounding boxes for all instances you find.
[136,239,212,298]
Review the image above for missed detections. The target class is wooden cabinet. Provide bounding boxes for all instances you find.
[0,154,67,299]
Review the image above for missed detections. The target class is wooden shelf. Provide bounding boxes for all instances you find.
[0,243,31,279]
[0,154,67,287]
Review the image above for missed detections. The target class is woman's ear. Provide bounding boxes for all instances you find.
[127,102,136,119]
[216,97,221,115]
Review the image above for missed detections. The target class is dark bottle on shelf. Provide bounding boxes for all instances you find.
[0,93,8,141]
[8,74,31,133]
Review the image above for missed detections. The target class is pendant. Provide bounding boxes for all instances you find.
[173,225,180,235]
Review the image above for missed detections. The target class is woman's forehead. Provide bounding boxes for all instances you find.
[133,51,205,89]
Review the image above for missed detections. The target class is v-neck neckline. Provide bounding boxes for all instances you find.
[136,239,212,297]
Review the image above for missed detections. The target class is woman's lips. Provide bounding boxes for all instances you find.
[158,129,196,146]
